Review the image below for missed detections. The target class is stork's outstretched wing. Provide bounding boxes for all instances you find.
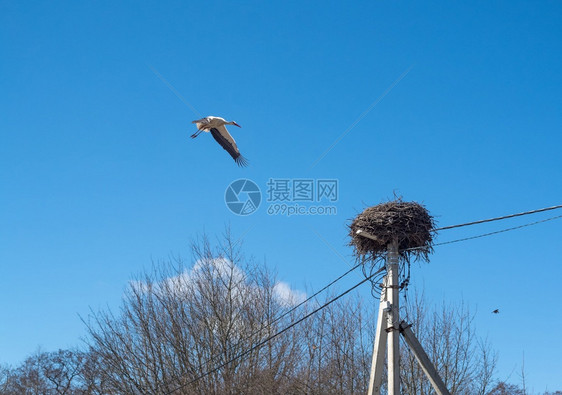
[192,117,210,131]
[210,126,248,167]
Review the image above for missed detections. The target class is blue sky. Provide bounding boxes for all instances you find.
[1,0,561,390]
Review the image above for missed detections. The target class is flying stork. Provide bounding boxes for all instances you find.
[191,116,248,167]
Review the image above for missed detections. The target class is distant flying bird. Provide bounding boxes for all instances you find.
[492,309,499,314]
[191,116,248,167]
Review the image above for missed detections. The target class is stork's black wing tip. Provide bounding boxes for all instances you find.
[235,155,249,167]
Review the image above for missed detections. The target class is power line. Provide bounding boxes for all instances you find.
[433,214,562,247]
[271,262,363,325]
[165,272,375,394]
[214,262,362,360]
[148,65,202,118]
[434,204,562,231]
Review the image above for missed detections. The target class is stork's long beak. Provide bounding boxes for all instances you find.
[233,122,241,128]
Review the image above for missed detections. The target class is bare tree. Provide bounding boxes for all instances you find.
[83,232,378,395]
[84,233,307,394]
[399,291,497,395]
[488,381,525,395]
[4,350,52,394]
[520,352,527,395]
[0,364,11,394]
[0,349,91,395]
[296,294,372,395]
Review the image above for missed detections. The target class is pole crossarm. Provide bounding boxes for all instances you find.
[355,229,383,242]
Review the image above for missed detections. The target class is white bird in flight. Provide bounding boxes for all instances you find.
[191,116,248,167]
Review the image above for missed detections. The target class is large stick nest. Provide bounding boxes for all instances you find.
[349,200,436,263]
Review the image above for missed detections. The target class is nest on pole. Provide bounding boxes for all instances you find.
[349,199,436,264]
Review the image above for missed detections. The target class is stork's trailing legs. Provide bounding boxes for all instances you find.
[190,130,204,139]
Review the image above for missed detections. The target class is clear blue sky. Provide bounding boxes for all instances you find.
[1,0,561,390]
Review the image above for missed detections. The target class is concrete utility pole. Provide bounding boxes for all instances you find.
[359,229,451,395]
[386,240,400,395]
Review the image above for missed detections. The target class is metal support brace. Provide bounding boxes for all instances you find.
[367,280,388,395]
[399,321,451,395]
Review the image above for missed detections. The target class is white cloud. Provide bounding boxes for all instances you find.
[191,257,245,283]
[129,279,151,294]
[129,259,307,308]
[273,281,307,306]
